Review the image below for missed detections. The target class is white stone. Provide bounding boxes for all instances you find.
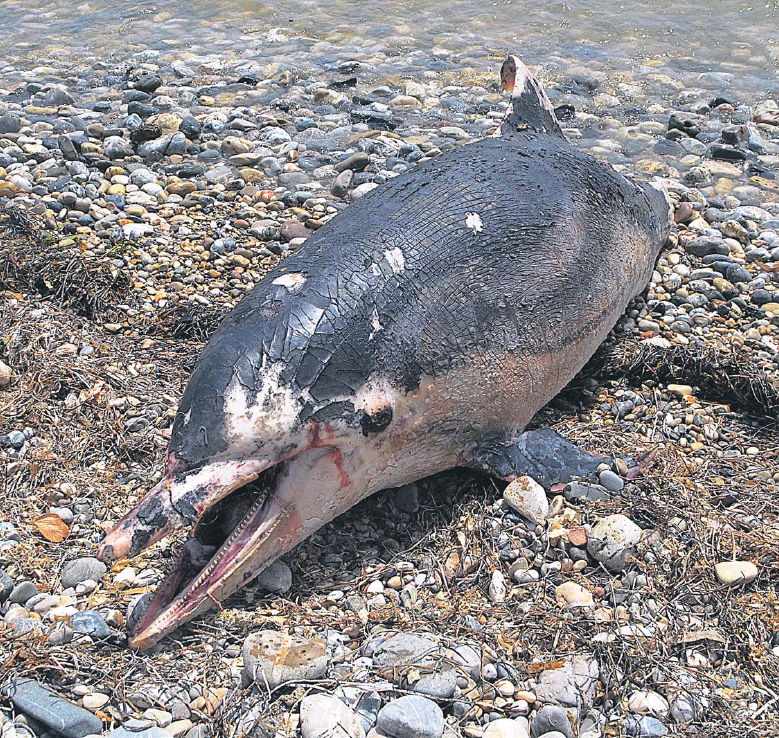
[628,690,670,717]
[351,182,378,199]
[503,476,549,525]
[587,514,642,571]
[143,708,172,727]
[555,582,595,609]
[483,718,529,738]
[714,560,758,586]
[300,694,365,738]
[489,570,507,603]
[82,693,110,711]
[114,568,137,588]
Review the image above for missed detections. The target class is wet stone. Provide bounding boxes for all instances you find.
[335,151,370,172]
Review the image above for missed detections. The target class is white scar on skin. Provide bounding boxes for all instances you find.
[223,362,300,450]
[370,247,406,277]
[383,247,405,273]
[272,273,307,291]
[369,307,383,339]
[465,212,483,234]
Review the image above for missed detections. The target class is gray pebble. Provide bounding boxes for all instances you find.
[376,695,444,738]
[60,558,106,588]
[531,706,575,738]
[598,469,624,491]
[9,581,39,604]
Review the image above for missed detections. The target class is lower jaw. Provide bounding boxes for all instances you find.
[126,473,275,648]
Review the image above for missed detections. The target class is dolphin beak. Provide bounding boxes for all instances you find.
[97,458,273,564]
[117,446,362,650]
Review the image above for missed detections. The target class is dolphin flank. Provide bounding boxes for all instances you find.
[98,55,672,650]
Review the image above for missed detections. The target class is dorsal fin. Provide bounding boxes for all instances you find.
[495,55,564,138]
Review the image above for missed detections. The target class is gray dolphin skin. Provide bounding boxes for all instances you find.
[98,55,672,649]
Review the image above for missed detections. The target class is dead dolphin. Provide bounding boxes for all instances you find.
[98,55,672,649]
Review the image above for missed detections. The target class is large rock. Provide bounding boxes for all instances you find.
[241,630,329,688]
[376,695,444,738]
[371,632,453,695]
[530,705,575,738]
[2,678,102,738]
[372,632,438,668]
[587,514,642,572]
[300,694,365,738]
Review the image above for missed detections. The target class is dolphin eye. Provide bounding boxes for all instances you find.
[360,406,393,435]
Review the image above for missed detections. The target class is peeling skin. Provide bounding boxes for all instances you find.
[383,247,405,274]
[465,212,483,234]
[272,273,307,292]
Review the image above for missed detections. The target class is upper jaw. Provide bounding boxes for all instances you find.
[97,457,274,564]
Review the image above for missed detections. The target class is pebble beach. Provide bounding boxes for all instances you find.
[1,4,779,738]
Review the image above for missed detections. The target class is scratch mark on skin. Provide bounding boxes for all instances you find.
[272,273,307,292]
[466,212,483,234]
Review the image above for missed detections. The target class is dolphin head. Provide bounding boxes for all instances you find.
[98,263,448,649]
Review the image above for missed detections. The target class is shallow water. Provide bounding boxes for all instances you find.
[0,0,778,99]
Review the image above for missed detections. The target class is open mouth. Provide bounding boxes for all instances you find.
[126,463,288,649]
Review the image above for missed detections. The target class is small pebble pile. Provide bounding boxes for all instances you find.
[1,42,779,738]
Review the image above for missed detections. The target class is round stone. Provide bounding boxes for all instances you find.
[376,695,444,738]
[714,560,758,586]
[587,514,642,572]
[60,558,107,589]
